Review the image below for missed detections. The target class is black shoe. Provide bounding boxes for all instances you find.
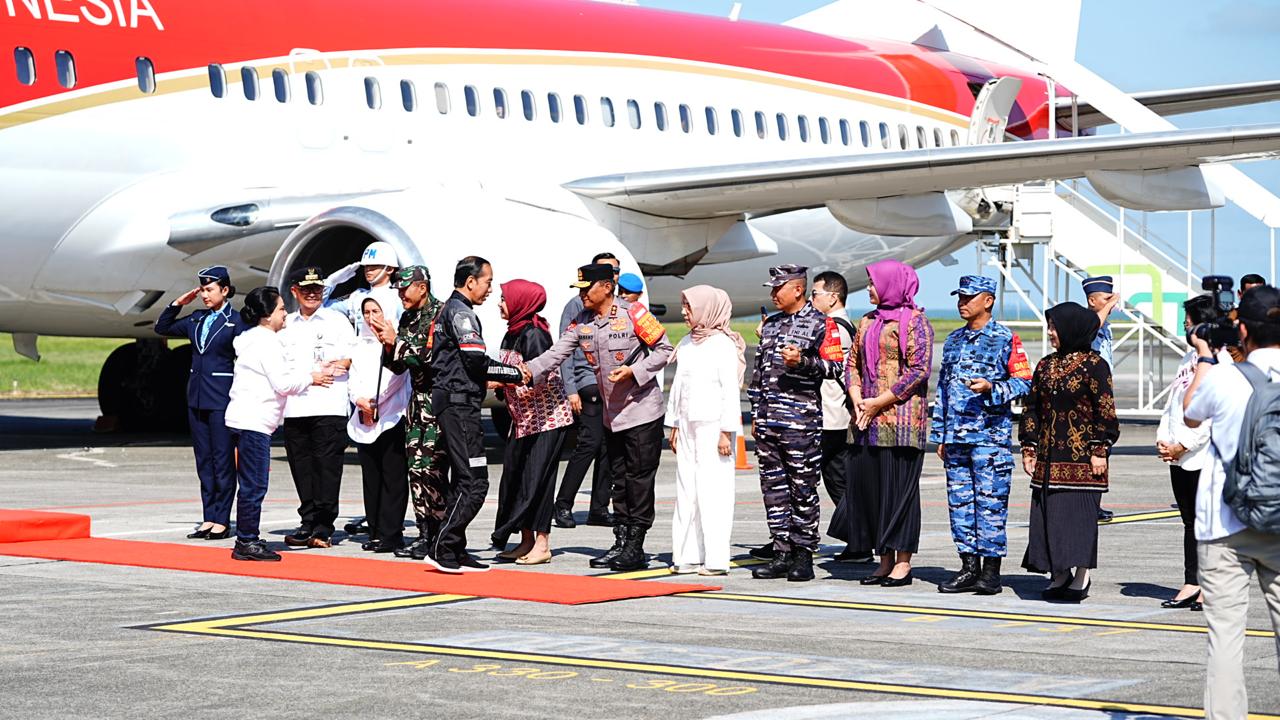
[590,525,629,568]
[231,539,281,562]
[457,553,490,573]
[491,534,507,551]
[374,541,400,554]
[1190,594,1204,612]
[1097,507,1114,522]
[344,517,369,535]
[748,542,776,560]
[880,572,914,587]
[1161,592,1201,609]
[939,554,981,594]
[973,557,1003,595]
[608,527,648,571]
[751,551,792,579]
[833,547,874,564]
[187,526,212,539]
[424,550,462,574]
[584,513,615,527]
[1060,581,1091,603]
[1042,582,1071,600]
[553,508,577,529]
[284,528,313,547]
[395,535,430,559]
[205,527,231,540]
[859,574,887,585]
[787,548,815,582]
[361,540,381,552]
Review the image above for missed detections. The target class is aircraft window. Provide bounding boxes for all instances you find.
[548,93,562,123]
[522,90,536,121]
[305,71,323,105]
[917,126,927,149]
[838,119,851,146]
[818,117,831,144]
[730,109,743,138]
[434,82,449,114]
[601,97,615,127]
[755,111,767,139]
[860,120,871,147]
[678,104,692,133]
[705,106,718,135]
[879,122,891,149]
[933,128,944,147]
[135,57,156,94]
[401,80,418,112]
[654,102,667,131]
[14,47,35,86]
[951,129,961,146]
[365,77,381,109]
[898,124,909,149]
[55,49,76,89]
[798,115,811,143]
[493,88,507,118]
[464,85,479,116]
[776,113,789,141]
[207,64,226,98]
[241,66,259,101]
[272,68,290,103]
[573,94,588,125]
[627,99,641,129]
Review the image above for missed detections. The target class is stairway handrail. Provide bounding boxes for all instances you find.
[1055,182,1207,281]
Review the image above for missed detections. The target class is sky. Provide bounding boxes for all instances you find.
[635,0,1280,313]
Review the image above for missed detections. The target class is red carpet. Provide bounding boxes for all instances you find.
[0,537,716,605]
[0,509,91,543]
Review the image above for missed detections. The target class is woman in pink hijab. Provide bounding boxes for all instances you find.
[664,285,746,576]
[829,259,934,587]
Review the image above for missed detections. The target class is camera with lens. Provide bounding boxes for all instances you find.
[1190,275,1239,348]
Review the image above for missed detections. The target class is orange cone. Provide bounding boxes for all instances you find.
[735,435,754,470]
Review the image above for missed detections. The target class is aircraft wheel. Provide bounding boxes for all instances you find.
[97,341,188,432]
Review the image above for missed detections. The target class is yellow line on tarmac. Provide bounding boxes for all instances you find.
[680,592,1277,638]
[605,556,766,580]
[148,623,1280,720]
[1100,510,1182,525]
[149,593,474,632]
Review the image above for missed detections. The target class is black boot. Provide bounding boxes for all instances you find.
[395,530,428,559]
[938,553,981,594]
[973,557,1003,595]
[609,526,648,571]
[590,524,628,568]
[751,551,793,579]
[787,548,815,582]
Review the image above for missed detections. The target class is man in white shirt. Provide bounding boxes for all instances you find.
[1183,284,1280,720]
[278,266,356,548]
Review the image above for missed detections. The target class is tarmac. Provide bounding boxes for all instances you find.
[2,398,1279,719]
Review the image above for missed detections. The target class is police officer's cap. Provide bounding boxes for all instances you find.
[763,264,808,288]
[571,263,615,289]
[197,265,231,286]
[1082,275,1114,295]
[290,266,326,287]
[392,265,431,289]
[950,275,997,297]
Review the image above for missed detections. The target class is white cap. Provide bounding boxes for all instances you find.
[360,241,399,267]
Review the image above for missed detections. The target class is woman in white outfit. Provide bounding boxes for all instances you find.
[665,285,746,576]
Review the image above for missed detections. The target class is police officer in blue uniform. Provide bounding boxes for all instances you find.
[154,266,245,539]
[930,275,1032,595]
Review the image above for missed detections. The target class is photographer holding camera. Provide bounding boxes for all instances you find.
[1182,284,1280,720]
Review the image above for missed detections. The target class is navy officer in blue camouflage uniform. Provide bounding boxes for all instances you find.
[154,265,245,540]
[748,264,845,582]
[930,275,1032,595]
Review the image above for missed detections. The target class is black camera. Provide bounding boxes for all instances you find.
[1191,275,1239,347]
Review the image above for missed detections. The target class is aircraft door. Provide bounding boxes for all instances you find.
[967,77,1023,145]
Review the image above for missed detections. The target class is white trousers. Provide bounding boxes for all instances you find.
[671,421,736,571]
[1198,529,1280,720]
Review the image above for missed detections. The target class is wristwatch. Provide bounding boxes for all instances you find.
[1197,356,1218,365]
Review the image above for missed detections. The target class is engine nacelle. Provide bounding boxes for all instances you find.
[826,192,974,237]
[1085,166,1225,211]
[269,187,635,350]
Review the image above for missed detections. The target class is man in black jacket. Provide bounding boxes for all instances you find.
[429,256,524,573]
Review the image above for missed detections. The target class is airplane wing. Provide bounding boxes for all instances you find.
[564,124,1280,219]
[1060,81,1280,130]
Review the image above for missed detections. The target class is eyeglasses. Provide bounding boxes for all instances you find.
[296,286,325,296]
[810,290,834,298]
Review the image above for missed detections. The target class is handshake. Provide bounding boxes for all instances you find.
[488,364,533,391]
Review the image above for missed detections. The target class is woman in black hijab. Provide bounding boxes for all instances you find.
[1019,302,1120,602]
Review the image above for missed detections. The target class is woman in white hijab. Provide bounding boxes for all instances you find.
[664,285,746,576]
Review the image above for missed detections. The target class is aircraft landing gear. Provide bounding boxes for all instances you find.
[96,340,189,432]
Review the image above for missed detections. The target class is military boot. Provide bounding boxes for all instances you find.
[973,557,1003,595]
[751,551,793,579]
[608,527,648,571]
[590,524,628,568]
[787,548,815,582]
[938,553,981,593]
[395,529,430,559]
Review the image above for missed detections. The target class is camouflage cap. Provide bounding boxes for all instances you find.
[950,275,997,296]
[763,264,808,288]
[392,265,431,289]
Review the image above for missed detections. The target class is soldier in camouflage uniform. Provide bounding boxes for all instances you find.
[930,275,1032,595]
[747,265,845,582]
[371,265,448,560]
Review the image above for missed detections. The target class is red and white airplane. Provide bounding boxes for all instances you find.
[3,0,1279,424]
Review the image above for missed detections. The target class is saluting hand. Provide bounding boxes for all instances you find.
[175,288,199,306]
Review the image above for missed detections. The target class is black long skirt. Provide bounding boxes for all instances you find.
[1021,487,1101,574]
[828,445,923,554]
[493,427,568,542]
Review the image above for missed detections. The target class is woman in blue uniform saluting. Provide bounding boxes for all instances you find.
[154,266,245,540]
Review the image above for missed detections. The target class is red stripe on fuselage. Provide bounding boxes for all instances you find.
[0,0,1060,137]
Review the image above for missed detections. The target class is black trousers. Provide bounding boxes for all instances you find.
[820,429,850,508]
[1170,465,1200,586]
[555,385,613,517]
[283,415,347,538]
[604,417,663,530]
[434,401,488,559]
[357,420,409,546]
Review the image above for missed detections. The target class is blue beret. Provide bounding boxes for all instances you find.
[618,273,644,294]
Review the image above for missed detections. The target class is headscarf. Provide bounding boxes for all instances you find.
[681,285,747,384]
[1045,301,1100,355]
[863,259,922,375]
[500,279,550,336]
